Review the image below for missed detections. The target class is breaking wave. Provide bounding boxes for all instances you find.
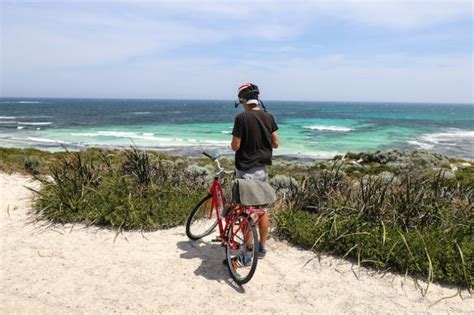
[17,122,52,126]
[407,129,474,150]
[302,125,354,132]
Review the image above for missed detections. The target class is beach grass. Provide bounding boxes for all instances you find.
[0,146,472,290]
[274,164,473,290]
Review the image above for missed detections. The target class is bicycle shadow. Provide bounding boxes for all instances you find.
[177,239,246,293]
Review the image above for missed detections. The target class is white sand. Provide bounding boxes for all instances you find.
[0,172,472,314]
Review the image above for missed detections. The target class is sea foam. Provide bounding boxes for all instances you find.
[408,129,474,149]
[69,131,229,147]
[26,137,70,144]
[302,125,354,132]
[132,112,151,115]
[0,101,42,104]
[18,122,52,126]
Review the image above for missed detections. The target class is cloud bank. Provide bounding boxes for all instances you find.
[1,0,472,102]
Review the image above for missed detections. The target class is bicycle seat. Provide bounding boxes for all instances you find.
[232,179,277,206]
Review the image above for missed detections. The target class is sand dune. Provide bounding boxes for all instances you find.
[0,173,472,314]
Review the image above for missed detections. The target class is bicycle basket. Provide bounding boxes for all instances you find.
[232,179,277,206]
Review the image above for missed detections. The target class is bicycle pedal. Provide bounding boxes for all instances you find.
[211,237,222,242]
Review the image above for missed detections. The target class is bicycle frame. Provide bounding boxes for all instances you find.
[187,152,270,284]
[208,176,266,248]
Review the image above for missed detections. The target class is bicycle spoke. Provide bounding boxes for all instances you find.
[186,195,218,240]
[225,215,259,285]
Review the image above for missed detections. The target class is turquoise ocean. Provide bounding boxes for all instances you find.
[0,98,473,159]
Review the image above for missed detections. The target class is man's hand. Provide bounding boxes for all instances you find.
[231,136,241,152]
[272,131,279,149]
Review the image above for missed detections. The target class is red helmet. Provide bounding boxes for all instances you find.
[235,83,268,112]
[238,83,260,100]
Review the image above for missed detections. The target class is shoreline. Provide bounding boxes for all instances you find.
[1,143,473,164]
[0,142,334,162]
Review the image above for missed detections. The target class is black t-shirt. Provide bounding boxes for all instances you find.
[232,109,278,171]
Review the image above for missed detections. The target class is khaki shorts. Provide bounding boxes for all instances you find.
[235,166,268,182]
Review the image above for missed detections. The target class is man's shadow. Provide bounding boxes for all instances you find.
[177,238,245,293]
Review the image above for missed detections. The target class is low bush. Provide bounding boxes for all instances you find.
[24,155,42,175]
[275,209,473,288]
[0,147,54,174]
[275,163,473,289]
[32,147,207,230]
[452,166,474,190]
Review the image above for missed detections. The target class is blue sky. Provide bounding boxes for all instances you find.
[1,0,472,102]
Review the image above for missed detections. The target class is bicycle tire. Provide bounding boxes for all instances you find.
[225,214,259,285]
[186,195,218,240]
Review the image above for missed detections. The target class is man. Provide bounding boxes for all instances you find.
[231,82,279,257]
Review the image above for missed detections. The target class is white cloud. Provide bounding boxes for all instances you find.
[140,0,472,30]
[3,52,472,102]
[311,0,472,30]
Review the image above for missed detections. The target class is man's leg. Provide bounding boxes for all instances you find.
[258,212,269,246]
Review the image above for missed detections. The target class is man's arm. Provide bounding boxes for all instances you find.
[272,131,279,149]
[231,136,241,152]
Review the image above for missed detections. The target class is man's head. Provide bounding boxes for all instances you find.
[237,83,260,106]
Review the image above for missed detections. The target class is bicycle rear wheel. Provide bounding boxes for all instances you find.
[225,214,259,285]
[186,195,218,240]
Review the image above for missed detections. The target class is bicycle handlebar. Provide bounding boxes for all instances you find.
[202,151,234,177]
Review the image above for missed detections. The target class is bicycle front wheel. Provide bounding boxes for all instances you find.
[186,195,218,240]
[225,214,259,285]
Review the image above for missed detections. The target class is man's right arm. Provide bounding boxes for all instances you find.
[231,136,241,152]
[271,131,279,149]
[232,115,242,152]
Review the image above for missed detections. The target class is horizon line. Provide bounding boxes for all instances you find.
[0,95,472,105]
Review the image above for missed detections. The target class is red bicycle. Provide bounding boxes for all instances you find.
[186,152,266,285]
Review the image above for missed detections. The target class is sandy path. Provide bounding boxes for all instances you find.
[0,173,472,314]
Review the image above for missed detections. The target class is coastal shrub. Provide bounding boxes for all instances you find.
[24,156,42,175]
[364,164,393,175]
[32,147,206,230]
[0,148,52,174]
[450,166,474,190]
[343,150,453,175]
[345,152,363,160]
[269,175,299,192]
[185,164,213,186]
[122,146,153,184]
[275,162,473,289]
[275,209,473,288]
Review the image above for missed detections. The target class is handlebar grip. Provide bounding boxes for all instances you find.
[202,151,216,160]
